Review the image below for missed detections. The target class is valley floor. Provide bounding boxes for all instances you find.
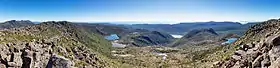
[110,44,236,68]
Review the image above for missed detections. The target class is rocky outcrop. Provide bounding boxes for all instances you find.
[47,54,74,68]
[0,21,114,68]
[215,19,280,68]
[0,40,52,68]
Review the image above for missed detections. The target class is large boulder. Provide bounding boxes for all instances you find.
[46,55,74,68]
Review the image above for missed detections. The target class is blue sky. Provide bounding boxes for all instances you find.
[1,0,280,23]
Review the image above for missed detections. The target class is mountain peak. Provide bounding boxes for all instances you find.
[184,28,218,38]
[41,21,72,26]
[172,28,219,47]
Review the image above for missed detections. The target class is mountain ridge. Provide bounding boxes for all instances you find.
[119,21,256,35]
[0,21,126,68]
[0,20,34,29]
[172,28,219,47]
[216,19,280,68]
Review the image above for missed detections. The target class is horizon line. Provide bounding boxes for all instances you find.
[0,19,263,24]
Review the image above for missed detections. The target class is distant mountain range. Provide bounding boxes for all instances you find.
[0,20,257,47]
[118,31,174,46]
[0,20,256,36]
[0,20,270,68]
[74,23,174,46]
[116,21,257,35]
[0,20,34,29]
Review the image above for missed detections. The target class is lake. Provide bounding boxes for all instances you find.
[222,38,238,44]
[171,34,183,38]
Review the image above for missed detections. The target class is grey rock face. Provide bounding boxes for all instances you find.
[270,57,280,68]
[47,55,74,68]
[217,35,280,68]
[231,55,241,60]
[0,41,52,68]
[0,22,112,68]
[235,50,246,56]
[215,19,280,68]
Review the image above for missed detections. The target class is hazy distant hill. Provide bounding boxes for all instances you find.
[171,28,219,47]
[121,21,257,35]
[75,23,132,36]
[74,23,151,38]
[75,23,174,46]
[0,20,34,29]
[118,31,174,46]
